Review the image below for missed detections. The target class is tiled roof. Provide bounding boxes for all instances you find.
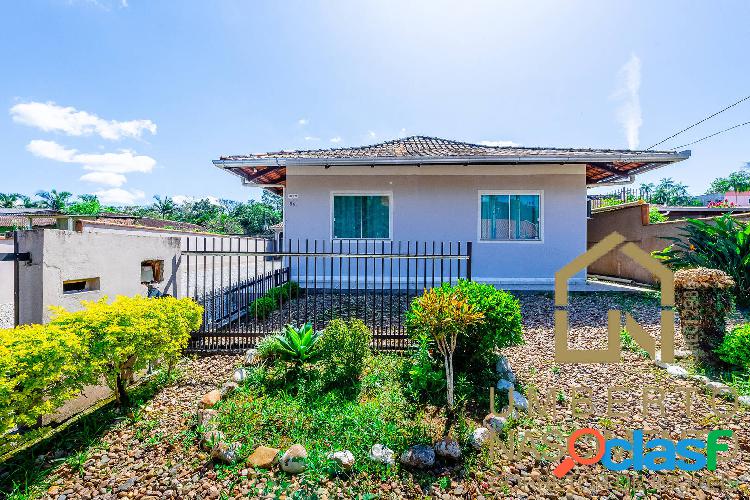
[219,135,682,161]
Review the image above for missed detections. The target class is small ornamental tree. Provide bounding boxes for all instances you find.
[407,288,484,414]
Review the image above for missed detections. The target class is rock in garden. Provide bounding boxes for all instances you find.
[244,348,257,365]
[433,438,461,460]
[512,391,529,412]
[495,355,516,383]
[211,441,241,463]
[368,444,395,465]
[196,409,218,429]
[199,390,222,409]
[739,395,750,407]
[246,446,280,469]
[482,413,507,432]
[399,444,435,469]
[666,365,689,378]
[201,430,225,451]
[280,444,308,474]
[232,368,249,383]
[470,427,496,449]
[221,381,239,396]
[674,349,692,359]
[496,379,514,394]
[327,450,355,469]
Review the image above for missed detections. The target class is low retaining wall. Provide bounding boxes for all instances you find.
[587,202,750,284]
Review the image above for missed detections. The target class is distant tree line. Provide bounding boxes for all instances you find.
[0,190,282,236]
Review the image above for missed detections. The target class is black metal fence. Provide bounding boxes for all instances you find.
[182,238,472,353]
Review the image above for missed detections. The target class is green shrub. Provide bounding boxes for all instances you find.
[654,215,750,307]
[51,296,202,405]
[266,281,301,305]
[250,296,275,319]
[0,324,91,433]
[649,207,667,223]
[404,334,446,404]
[317,318,372,387]
[717,324,750,369]
[255,334,282,362]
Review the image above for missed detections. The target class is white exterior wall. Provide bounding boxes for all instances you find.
[16,229,181,324]
[0,238,13,304]
[283,164,588,285]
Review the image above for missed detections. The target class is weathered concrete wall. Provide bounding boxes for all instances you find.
[587,202,750,284]
[16,229,181,324]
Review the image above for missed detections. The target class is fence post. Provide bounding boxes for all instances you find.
[466,241,472,281]
[13,229,19,327]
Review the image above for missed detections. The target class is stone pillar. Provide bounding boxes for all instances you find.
[674,268,735,368]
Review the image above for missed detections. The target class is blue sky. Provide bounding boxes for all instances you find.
[1,0,748,205]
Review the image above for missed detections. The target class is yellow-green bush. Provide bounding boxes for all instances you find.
[51,296,203,405]
[0,324,91,434]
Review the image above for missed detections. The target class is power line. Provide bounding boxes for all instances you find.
[645,94,750,150]
[671,120,750,150]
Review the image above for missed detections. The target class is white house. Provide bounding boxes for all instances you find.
[214,136,689,287]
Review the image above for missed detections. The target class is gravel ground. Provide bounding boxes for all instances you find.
[0,303,12,329]
[36,292,750,499]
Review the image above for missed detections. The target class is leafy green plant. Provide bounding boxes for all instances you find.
[250,296,275,319]
[717,324,750,369]
[317,318,372,388]
[0,324,91,433]
[620,329,649,358]
[649,207,667,223]
[654,215,750,306]
[271,324,323,370]
[404,334,446,404]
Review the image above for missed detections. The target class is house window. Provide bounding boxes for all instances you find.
[332,194,390,239]
[63,277,100,294]
[480,193,541,241]
[141,260,164,283]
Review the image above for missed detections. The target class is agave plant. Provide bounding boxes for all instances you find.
[654,214,750,307]
[274,323,322,366]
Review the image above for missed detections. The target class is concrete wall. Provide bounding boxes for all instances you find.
[0,237,13,304]
[587,202,750,284]
[16,229,181,324]
[284,164,588,285]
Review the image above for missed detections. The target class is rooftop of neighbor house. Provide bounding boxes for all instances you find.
[213,135,691,192]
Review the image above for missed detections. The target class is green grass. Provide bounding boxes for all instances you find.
[620,329,650,359]
[212,354,451,492]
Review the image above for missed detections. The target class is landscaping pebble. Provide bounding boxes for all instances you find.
[220,381,239,396]
[433,438,461,460]
[232,368,249,383]
[280,444,308,474]
[244,348,257,365]
[210,441,241,463]
[196,408,218,429]
[666,364,689,378]
[246,446,280,469]
[482,413,506,432]
[327,450,355,469]
[199,389,222,408]
[368,444,395,465]
[399,444,435,469]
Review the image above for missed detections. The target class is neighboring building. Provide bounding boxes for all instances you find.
[213,136,689,287]
[724,191,750,206]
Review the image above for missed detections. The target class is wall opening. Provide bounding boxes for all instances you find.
[141,259,164,283]
[63,277,100,294]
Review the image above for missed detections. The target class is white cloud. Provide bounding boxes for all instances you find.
[613,54,642,150]
[80,171,127,187]
[10,101,156,140]
[330,136,342,143]
[298,118,308,126]
[27,140,156,174]
[304,136,320,141]
[171,195,221,206]
[399,128,407,137]
[121,0,128,6]
[93,188,145,205]
[368,131,377,139]
[479,140,518,147]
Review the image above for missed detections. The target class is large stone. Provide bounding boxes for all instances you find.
[199,390,222,409]
[280,444,308,474]
[246,446,280,469]
[232,368,249,383]
[496,355,516,383]
[211,441,240,463]
[433,438,461,460]
[482,413,507,433]
[327,450,355,469]
[221,381,239,396]
[368,444,395,466]
[244,348,257,365]
[201,430,225,451]
[512,391,529,412]
[496,379,514,394]
[666,365,689,378]
[470,427,496,450]
[399,444,435,469]
[196,409,218,430]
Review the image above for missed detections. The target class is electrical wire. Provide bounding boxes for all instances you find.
[670,121,750,150]
[644,94,750,150]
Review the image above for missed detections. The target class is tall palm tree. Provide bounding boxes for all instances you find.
[0,193,19,208]
[35,189,72,210]
[152,195,177,219]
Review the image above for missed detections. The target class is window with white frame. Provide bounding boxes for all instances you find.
[332,194,391,239]
[480,193,541,241]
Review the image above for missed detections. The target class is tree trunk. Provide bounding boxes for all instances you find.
[115,373,130,407]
